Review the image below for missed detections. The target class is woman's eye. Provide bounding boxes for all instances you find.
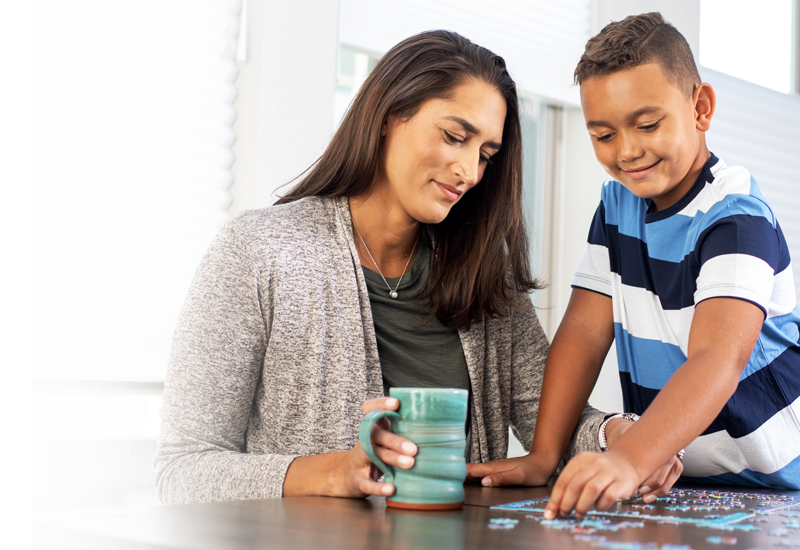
[480,154,493,165]
[443,130,464,144]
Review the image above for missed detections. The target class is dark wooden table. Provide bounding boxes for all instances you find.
[35,484,800,550]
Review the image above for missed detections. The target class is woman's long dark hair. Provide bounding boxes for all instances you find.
[276,30,540,331]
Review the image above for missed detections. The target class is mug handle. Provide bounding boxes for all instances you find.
[358,409,405,485]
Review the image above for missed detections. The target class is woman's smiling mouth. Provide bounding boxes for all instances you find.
[435,180,463,201]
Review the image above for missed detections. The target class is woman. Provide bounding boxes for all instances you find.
[153,30,607,504]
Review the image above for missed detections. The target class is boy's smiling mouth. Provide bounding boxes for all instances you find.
[621,159,661,180]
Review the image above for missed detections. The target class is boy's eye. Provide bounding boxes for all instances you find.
[443,130,464,144]
[595,133,614,143]
[640,122,659,132]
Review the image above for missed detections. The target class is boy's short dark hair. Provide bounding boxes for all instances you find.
[574,12,701,97]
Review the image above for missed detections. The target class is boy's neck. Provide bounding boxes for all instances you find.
[650,143,712,213]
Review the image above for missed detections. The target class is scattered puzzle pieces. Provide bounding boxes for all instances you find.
[488,517,519,530]
[706,536,737,545]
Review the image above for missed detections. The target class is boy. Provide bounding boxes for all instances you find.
[468,12,800,515]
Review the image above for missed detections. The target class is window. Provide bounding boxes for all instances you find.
[334,45,380,127]
[33,0,241,515]
[700,0,797,94]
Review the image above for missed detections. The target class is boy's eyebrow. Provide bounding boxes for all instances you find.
[443,116,502,150]
[586,106,663,130]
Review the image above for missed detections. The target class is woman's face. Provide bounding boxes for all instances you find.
[376,79,507,225]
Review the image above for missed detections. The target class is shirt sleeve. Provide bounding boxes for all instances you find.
[693,202,785,316]
[572,201,613,297]
[153,220,298,504]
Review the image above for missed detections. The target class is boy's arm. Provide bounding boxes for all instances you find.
[466,287,614,485]
[545,296,763,519]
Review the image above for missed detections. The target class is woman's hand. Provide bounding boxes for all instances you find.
[604,418,683,503]
[283,396,418,498]
[339,396,419,497]
[466,453,556,488]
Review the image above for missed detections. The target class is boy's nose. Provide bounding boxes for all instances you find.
[616,133,644,163]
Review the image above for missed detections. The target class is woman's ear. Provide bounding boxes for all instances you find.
[694,82,716,132]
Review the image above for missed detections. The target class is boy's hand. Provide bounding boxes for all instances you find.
[544,449,639,519]
[466,453,555,487]
[604,418,683,503]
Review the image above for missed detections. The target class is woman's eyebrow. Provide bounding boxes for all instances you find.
[443,116,501,150]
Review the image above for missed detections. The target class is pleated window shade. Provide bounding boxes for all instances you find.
[32,1,240,382]
[702,67,800,298]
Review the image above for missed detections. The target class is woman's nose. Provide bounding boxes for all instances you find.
[452,150,480,185]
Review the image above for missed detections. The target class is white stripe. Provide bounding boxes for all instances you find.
[768,264,797,318]
[611,274,694,355]
[677,163,750,218]
[695,254,775,312]
[572,243,612,295]
[682,395,800,477]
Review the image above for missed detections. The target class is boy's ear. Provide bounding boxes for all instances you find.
[693,83,716,132]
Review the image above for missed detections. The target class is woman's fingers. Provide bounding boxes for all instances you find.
[373,443,415,469]
[371,422,417,457]
[362,396,400,415]
[354,473,395,497]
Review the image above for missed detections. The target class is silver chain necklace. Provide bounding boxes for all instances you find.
[353,224,419,299]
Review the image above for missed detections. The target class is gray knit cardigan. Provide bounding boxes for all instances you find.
[153,196,605,504]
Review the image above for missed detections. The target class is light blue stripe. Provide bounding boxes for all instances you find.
[681,452,800,490]
[602,181,649,242]
[645,212,699,262]
[615,324,686,389]
[749,175,766,202]
[741,311,800,379]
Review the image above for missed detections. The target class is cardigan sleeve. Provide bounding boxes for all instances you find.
[153,220,298,504]
[508,293,606,465]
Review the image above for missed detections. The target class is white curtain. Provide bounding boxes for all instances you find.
[32,0,240,382]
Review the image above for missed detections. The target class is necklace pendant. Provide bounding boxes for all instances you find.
[389,290,398,299]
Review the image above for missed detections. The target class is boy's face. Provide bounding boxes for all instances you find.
[580,63,711,212]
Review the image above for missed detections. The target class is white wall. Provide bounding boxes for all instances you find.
[230,0,340,215]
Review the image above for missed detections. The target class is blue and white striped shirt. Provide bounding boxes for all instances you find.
[573,154,800,489]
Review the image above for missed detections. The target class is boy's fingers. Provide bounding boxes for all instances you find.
[596,480,629,510]
[545,465,575,519]
[466,460,504,479]
[559,466,603,517]
[483,467,522,487]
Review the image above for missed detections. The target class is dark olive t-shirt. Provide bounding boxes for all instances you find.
[362,237,471,397]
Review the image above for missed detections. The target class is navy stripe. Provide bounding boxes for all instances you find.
[645,153,717,224]
[777,222,792,273]
[608,231,696,310]
[619,345,800,438]
[695,215,782,271]
[587,201,607,248]
[604,214,781,310]
[619,370,659,417]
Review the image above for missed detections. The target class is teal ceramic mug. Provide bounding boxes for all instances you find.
[358,387,468,510]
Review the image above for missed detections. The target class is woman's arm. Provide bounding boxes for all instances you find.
[154,221,416,503]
